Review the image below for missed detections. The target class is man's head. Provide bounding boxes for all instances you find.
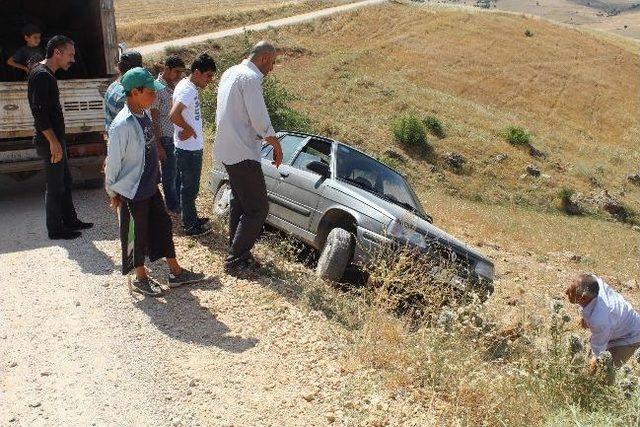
[117,50,143,76]
[248,41,277,76]
[565,273,599,307]
[22,24,41,48]
[189,53,216,88]
[162,55,186,85]
[122,67,165,109]
[45,35,75,71]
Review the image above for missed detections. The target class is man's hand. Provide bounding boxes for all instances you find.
[49,140,63,164]
[178,127,196,141]
[110,195,121,210]
[265,136,283,168]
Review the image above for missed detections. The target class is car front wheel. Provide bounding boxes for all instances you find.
[213,182,232,217]
[316,227,355,282]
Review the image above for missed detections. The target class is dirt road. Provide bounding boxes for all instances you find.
[0,176,360,426]
[134,0,387,56]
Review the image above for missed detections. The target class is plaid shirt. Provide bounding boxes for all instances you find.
[150,76,174,138]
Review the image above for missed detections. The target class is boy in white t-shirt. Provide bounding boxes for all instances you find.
[170,53,216,236]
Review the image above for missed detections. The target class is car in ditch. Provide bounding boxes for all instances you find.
[209,131,495,294]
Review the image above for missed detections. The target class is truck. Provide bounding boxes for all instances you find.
[0,0,118,186]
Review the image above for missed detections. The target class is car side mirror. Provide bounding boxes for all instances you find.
[307,160,330,178]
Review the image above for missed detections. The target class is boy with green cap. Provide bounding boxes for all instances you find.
[105,67,205,297]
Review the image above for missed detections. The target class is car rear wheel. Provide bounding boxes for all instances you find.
[316,227,355,282]
[213,182,232,217]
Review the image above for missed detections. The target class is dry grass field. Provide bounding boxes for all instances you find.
[160,0,640,342]
[114,0,356,45]
[138,2,640,423]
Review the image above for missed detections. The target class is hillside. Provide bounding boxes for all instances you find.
[266,3,640,216]
[146,0,640,309]
[136,3,640,423]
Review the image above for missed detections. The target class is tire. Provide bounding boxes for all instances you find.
[316,227,355,282]
[213,182,232,217]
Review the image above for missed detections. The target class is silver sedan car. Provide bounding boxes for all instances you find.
[209,131,494,293]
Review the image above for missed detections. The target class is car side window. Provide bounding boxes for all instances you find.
[292,139,332,172]
[261,144,273,161]
[281,135,308,164]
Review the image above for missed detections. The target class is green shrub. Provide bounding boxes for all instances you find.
[201,76,312,133]
[262,77,313,132]
[423,115,446,138]
[502,125,532,146]
[525,29,534,37]
[392,115,430,150]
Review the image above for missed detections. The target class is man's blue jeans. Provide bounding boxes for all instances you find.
[176,148,203,229]
[160,137,179,213]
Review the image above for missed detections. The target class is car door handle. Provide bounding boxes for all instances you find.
[279,172,289,178]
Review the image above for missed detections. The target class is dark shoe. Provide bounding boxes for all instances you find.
[184,224,212,237]
[224,258,261,279]
[244,254,262,270]
[181,217,210,229]
[65,220,94,230]
[130,277,164,297]
[48,229,82,240]
[168,268,206,288]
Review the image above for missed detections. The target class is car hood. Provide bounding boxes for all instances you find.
[330,180,492,264]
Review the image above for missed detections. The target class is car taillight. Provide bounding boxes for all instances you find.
[68,143,106,158]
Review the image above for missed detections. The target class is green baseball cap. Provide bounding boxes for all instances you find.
[121,67,165,92]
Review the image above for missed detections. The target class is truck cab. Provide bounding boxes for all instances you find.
[0,0,118,186]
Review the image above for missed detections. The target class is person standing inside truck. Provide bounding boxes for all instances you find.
[170,53,216,237]
[28,35,93,240]
[105,67,205,297]
[150,55,186,215]
[7,24,44,77]
[104,50,142,132]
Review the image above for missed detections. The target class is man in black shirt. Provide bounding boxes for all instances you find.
[28,35,93,240]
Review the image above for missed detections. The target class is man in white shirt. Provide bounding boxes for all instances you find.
[565,273,640,367]
[170,53,216,236]
[214,41,283,276]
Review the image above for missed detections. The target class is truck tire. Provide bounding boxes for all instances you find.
[213,182,231,217]
[316,227,355,282]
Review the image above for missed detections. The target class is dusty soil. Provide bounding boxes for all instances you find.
[0,177,361,426]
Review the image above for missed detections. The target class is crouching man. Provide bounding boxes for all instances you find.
[105,67,204,297]
[565,273,640,367]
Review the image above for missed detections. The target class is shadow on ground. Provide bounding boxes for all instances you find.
[0,174,117,275]
[134,279,259,353]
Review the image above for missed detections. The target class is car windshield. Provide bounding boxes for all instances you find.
[336,144,425,217]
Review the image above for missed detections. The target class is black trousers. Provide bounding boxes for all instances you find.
[224,160,268,266]
[35,142,79,234]
[119,190,176,274]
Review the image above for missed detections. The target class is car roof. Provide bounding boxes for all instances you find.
[278,130,376,160]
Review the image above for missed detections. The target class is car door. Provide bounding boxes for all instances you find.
[261,133,309,221]
[270,138,333,233]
